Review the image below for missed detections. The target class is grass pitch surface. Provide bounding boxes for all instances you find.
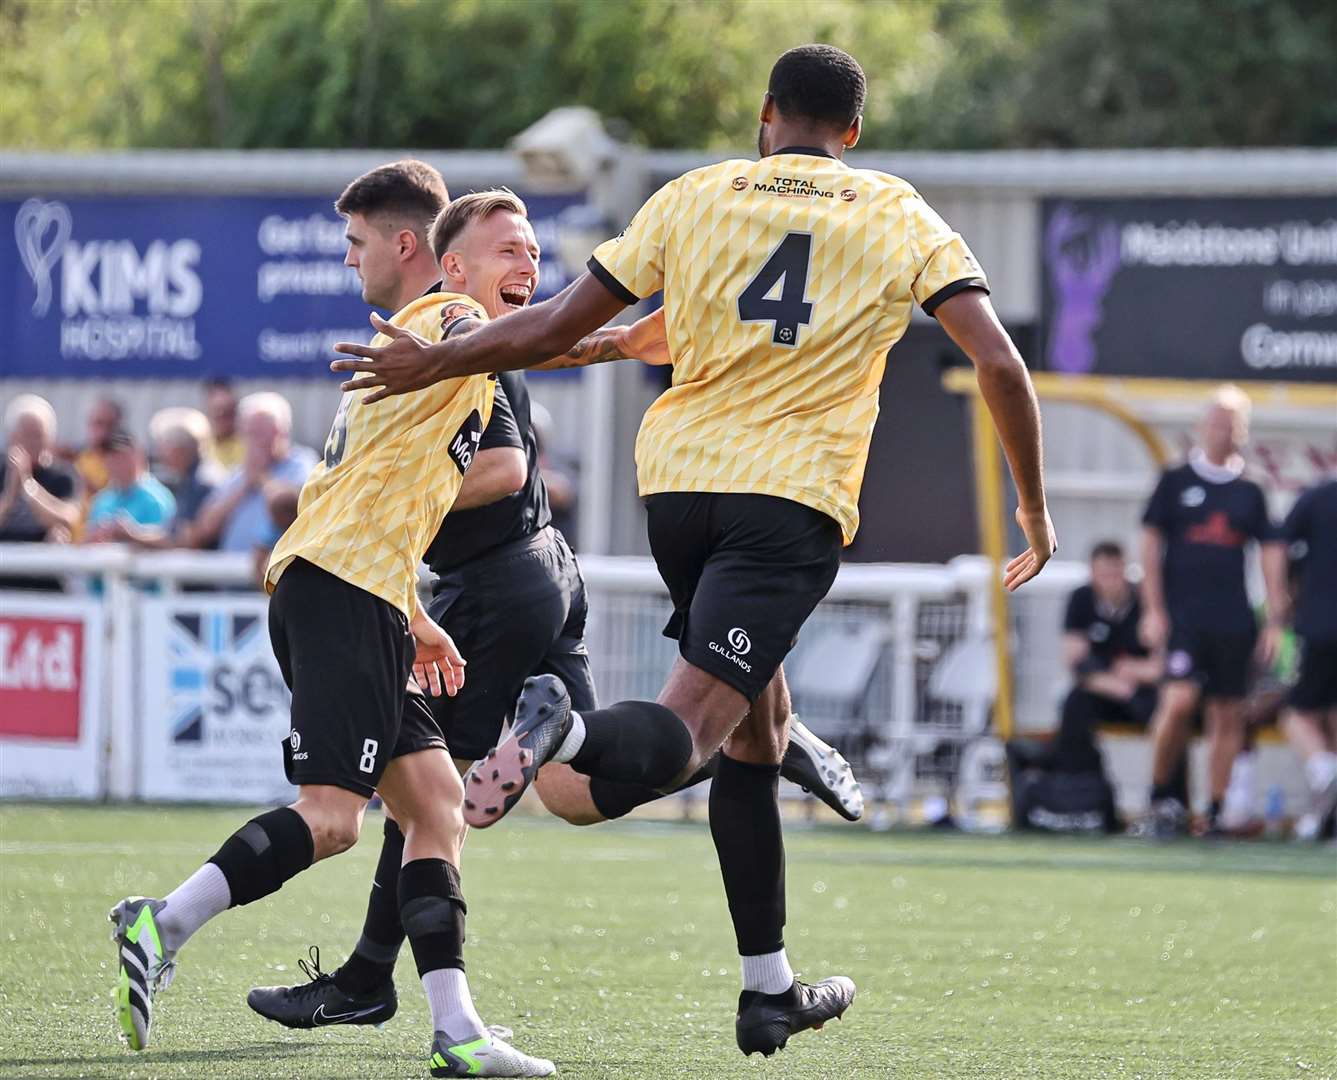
[1,804,1333,1080]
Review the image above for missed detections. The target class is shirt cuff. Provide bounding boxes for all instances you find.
[587,256,640,306]
[921,277,989,317]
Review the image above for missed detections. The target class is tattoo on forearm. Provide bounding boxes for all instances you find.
[559,330,627,368]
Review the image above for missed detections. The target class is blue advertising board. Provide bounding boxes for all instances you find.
[2,193,594,378]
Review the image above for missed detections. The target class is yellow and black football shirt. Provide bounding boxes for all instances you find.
[266,292,495,618]
[589,148,987,544]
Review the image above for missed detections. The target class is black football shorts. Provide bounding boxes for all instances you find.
[1164,622,1257,700]
[1289,635,1337,712]
[426,528,596,762]
[268,558,446,798]
[645,491,842,703]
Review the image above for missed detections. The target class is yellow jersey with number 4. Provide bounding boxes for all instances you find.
[588,149,987,544]
[266,291,494,617]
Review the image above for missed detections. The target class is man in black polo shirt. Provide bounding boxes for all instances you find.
[1140,387,1287,837]
[1057,541,1163,767]
[1280,473,1337,838]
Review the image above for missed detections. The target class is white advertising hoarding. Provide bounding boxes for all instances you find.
[138,595,296,804]
[0,594,106,799]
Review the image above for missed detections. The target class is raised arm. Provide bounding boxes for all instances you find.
[934,288,1055,589]
[333,274,630,402]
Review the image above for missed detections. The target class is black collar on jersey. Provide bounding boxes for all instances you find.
[421,280,443,297]
[768,145,837,159]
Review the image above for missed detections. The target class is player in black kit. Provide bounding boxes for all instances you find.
[1139,388,1287,837]
[1279,474,1337,838]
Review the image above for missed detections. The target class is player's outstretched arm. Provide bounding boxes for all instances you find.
[934,288,1055,591]
[333,274,629,401]
[536,307,670,371]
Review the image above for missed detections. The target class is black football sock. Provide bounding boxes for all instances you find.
[399,858,485,1039]
[709,753,786,957]
[569,700,694,790]
[399,858,467,976]
[588,755,718,820]
[207,806,314,908]
[336,817,406,995]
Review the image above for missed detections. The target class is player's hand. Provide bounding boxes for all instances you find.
[1256,623,1283,669]
[623,307,671,366]
[1139,606,1169,652]
[410,610,466,698]
[331,313,442,403]
[1004,505,1056,591]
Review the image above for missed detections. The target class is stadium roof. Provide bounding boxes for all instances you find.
[0,149,522,195]
[651,148,1337,195]
[2,146,1333,197]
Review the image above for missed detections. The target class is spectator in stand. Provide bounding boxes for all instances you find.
[192,391,316,554]
[0,395,82,589]
[1279,471,1337,839]
[84,429,176,544]
[1139,386,1288,838]
[205,379,244,471]
[146,406,225,548]
[251,479,301,588]
[70,395,125,498]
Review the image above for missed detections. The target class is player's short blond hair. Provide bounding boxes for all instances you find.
[4,393,57,439]
[430,189,528,261]
[239,391,293,433]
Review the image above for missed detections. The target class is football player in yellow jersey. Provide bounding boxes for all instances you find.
[110,163,556,1078]
[335,45,1056,1058]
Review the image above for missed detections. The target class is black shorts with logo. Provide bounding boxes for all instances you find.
[645,491,842,703]
[427,527,596,762]
[1290,635,1337,712]
[1164,621,1257,700]
[269,558,446,798]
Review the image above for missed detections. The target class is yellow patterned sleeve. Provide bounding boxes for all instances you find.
[905,195,990,316]
[395,293,487,344]
[587,179,681,303]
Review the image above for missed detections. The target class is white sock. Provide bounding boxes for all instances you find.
[1305,752,1337,795]
[423,967,486,1041]
[741,948,795,994]
[551,711,586,764]
[157,863,232,953]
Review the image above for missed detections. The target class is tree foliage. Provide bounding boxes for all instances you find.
[2,0,1333,151]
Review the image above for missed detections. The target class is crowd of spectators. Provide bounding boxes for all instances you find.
[0,382,315,587]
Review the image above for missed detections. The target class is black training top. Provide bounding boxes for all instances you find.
[1142,458,1278,632]
[1063,583,1147,671]
[1283,477,1337,641]
[424,370,552,573]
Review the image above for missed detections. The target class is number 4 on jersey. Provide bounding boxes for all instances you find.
[737,231,814,347]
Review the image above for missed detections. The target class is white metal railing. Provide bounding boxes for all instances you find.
[1,544,1090,811]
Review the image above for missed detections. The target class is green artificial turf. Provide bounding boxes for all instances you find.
[1,804,1333,1079]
